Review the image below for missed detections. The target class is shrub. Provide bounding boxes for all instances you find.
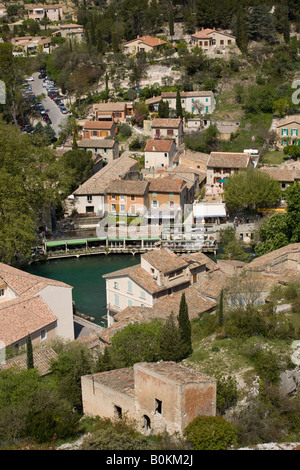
[183,416,238,450]
[216,375,238,415]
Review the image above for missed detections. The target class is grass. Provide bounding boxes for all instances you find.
[260,150,285,165]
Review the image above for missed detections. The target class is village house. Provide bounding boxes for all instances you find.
[106,180,149,217]
[66,155,139,217]
[260,162,300,191]
[146,91,215,115]
[144,139,177,170]
[52,24,84,41]
[81,361,217,436]
[150,118,184,146]
[122,35,167,54]
[77,138,119,164]
[191,28,236,54]
[206,151,253,185]
[93,102,133,122]
[102,247,224,327]
[81,120,117,139]
[0,263,74,351]
[276,115,300,148]
[25,4,64,22]
[11,36,52,55]
[146,176,189,225]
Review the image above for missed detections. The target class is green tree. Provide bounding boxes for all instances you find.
[176,90,183,118]
[283,145,300,160]
[177,293,192,359]
[183,416,238,450]
[223,168,282,213]
[159,314,183,362]
[168,10,174,36]
[216,375,238,415]
[158,99,169,118]
[0,117,57,265]
[110,319,163,368]
[26,334,34,370]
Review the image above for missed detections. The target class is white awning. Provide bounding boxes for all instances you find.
[193,203,226,218]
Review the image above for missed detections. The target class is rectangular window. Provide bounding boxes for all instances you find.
[167,129,174,136]
[114,294,119,307]
[127,280,133,294]
[120,194,125,200]
[140,290,146,299]
[151,200,159,208]
[169,193,174,198]
[152,192,157,198]
[120,204,126,212]
[111,194,116,200]
[0,288,4,296]
[93,130,97,136]
[87,195,92,202]
[41,329,46,341]
[130,195,135,201]
[114,281,119,289]
[102,148,108,154]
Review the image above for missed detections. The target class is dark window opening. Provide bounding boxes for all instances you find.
[155,398,162,414]
[114,405,122,419]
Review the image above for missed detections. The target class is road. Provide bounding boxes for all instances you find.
[30,72,68,136]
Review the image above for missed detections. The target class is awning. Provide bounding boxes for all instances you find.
[193,203,227,218]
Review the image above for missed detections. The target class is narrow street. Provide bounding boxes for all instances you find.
[30,72,68,136]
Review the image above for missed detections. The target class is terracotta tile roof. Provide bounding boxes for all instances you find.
[0,295,57,347]
[124,35,167,47]
[276,115,300,127]
[78,139,117,149]
[142,248,189,273]
[73,155,138,196]
[138,362,217,384]
[196,269,227,299]
[191,28,214,39]
[0,263,72,297]
[207,152,251,168]
[260,167,300,182]
[161,91,213,98]
[244,243,300,271]
[93,102,126,112]
[91,368,135,397]
[103,264,164,294]
[148,176,186,193]
[107,179,149,196]
[0,346,58,376]
[151,118,182,128]
[144,139,174,152]
[83,121,115,130]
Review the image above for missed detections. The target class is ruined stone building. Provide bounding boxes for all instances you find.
[81,361,217,436]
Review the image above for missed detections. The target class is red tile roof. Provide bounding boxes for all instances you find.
[144,139,174,152]
[148,176,186,193]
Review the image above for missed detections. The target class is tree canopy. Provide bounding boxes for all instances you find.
[223,167,282,213]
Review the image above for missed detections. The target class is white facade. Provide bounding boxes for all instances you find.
[144,141,176,170]
[38,285,74,341]
[161,92,216,115]
[67,194,105,216]
[106,277,153,326]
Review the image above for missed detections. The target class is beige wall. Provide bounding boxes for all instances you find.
[81,375,135,419]
[145,144,176,170]
[38,286,74,341]
[68,194,105,216]
[152,124,183,146]
[277,123,300,148]
[106,276,153,326]
[124,40,154,54]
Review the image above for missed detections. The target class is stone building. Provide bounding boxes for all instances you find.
[81,361,217,435]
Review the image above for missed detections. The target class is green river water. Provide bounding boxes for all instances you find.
[24,254,141,326]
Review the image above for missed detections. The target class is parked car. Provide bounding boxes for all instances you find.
[60,106,68,114]
[21,124,34,133]
[25,77,34,81]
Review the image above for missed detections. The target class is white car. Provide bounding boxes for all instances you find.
[25,77,34,81]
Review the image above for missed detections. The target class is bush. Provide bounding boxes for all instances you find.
[183,416,238,450]
[117,123,132,139]
[216,375,238,415]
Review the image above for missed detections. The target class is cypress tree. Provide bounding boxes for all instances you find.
[178,293,192,358]
[26,334,34,370]
[159,314,182,362]
[168,11,174,36]
[218,289,224,327]
[176,90,183,118]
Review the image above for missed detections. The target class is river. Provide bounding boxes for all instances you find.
[23,254,140,326]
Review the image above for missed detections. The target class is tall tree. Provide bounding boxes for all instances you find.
[176,90,183,118]
[159,314,183,362]
[178,293,192,358]
[26,335,34,370]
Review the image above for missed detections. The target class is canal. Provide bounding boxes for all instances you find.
[23,254,141,326]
